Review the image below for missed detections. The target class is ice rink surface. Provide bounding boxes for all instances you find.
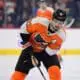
[0,55,80,80]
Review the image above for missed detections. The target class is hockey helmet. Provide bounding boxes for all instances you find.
[53,9,66,22]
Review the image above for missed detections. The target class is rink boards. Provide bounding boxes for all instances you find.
[0,49,80,55]
[0,29,80,55]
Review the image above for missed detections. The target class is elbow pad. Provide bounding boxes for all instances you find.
[20,33,30,45]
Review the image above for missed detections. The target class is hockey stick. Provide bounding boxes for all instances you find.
[63,17,75,28]
[29,52,47,80]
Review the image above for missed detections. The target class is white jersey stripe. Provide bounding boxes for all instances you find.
[31,17,50,27]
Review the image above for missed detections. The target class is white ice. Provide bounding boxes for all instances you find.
[0,55,80,80]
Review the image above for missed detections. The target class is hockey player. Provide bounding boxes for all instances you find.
[36,0,54,20]
[11,9,67,80]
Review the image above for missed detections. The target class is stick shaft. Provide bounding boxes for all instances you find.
[30,52,47,80]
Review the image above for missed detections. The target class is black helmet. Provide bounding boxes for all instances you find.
[53,9,66,21]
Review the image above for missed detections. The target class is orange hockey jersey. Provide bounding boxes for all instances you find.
[26,17,66,53]
[36,7,54,20]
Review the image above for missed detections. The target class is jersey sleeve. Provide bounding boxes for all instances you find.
[45,29,66,56]
[27,23,38,33]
